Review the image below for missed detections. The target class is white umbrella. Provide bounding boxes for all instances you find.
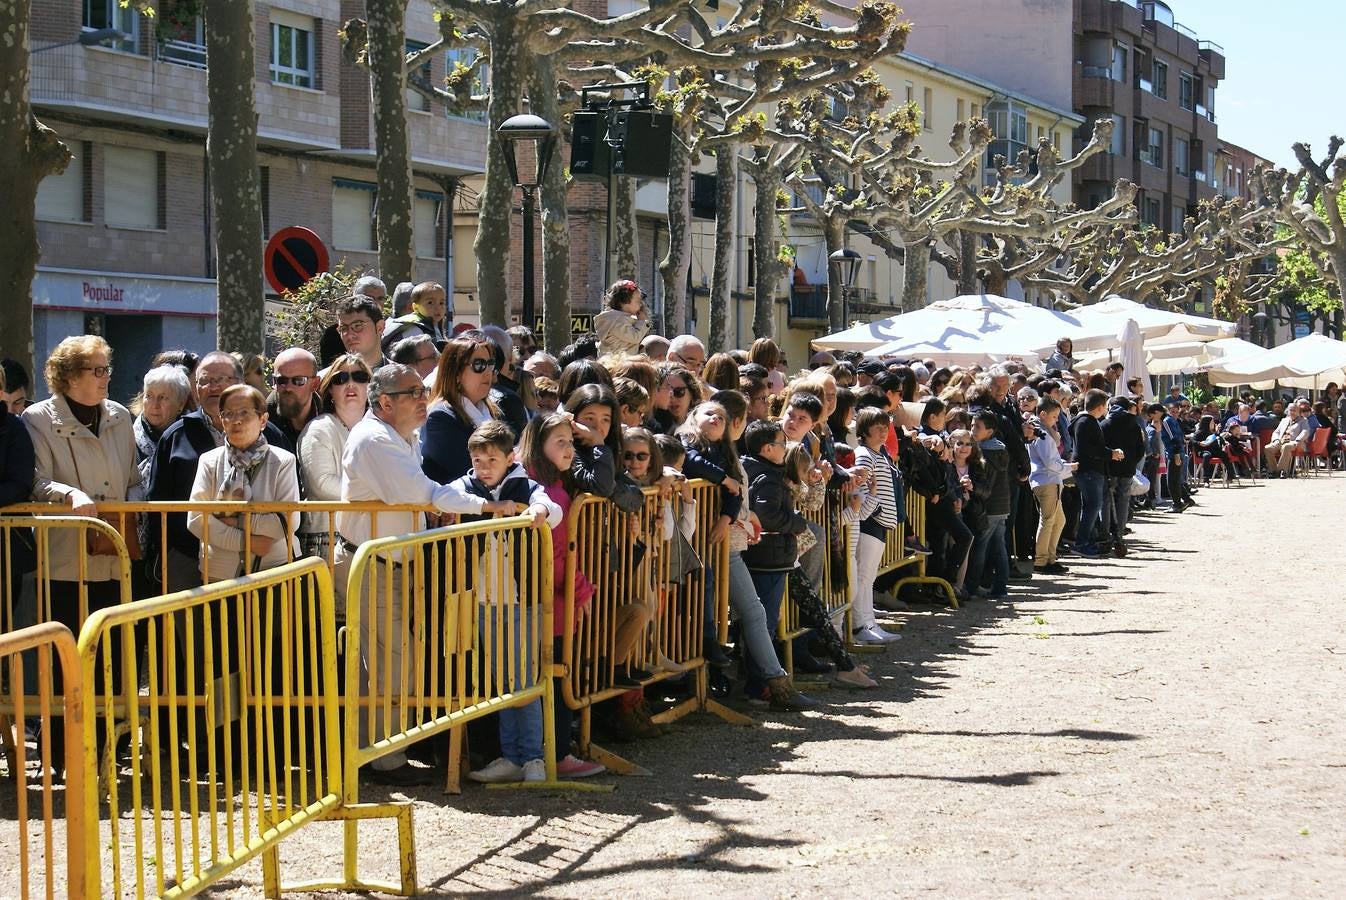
[1206,333,1346,389]
[863,334,1043,368]
[1063,295,1237,353]
[1115,318,1151,398]
[814,293,1096,357]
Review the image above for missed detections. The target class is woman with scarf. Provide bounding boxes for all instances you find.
[187,384,299,582]
[423,333,504,484]
[132,365,191,492]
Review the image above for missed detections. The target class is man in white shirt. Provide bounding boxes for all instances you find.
[1263,402,1310,477]
[335,363,514,785]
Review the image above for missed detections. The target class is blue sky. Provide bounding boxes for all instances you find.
[1173,0,1343,169]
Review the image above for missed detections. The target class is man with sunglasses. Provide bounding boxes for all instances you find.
[267,348,322,450]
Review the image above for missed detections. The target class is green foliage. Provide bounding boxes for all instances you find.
[1274,190,1345,315]
[266,262,366,358]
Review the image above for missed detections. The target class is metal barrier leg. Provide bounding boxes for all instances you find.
[444,725,465,796]
[576,706,650,777]
[271,802,418,897]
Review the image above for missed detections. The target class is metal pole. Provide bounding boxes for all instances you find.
[522,186,536,334]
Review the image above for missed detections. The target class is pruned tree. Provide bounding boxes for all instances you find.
[0,0,73,375]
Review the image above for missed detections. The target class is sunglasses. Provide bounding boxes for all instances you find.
[624,451,651,462]
[671,386,689,399]
[273,375,314,387]
[386,386,429,400]
[468,358,496,374]
[330,370,371,386]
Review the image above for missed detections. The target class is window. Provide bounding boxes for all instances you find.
[1205,84,1216,118]
[1144,126,1163,168]
[270,16,314,88]
[105,146,162,230]
[1141,195,1162,228]
[1152,59,1168,100]
[970,103,979,120]
[904,81,914,105]
[1112,43,1128,82]
[37,141,86,222]
[444,47,488,121]
[159,6,205,68]
[1171,205,1186,235]
[83,0,139,52]
[985,101,1028,170]
[1207,150,1217,185]
[406,40,431,113]
[1178,72,1194,111]
[1110,114,1125,156]
[1052,130,1061,151]
[922,87,933,130]
[956,98,965,122]
[414,190,443,259]
[1134,50,1152,91]
[332,178,376,251]
[1174,137,1189,176]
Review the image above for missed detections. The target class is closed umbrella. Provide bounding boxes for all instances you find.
[1116,318,1152,398]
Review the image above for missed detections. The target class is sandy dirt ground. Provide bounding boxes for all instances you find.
[10,475,1346,898]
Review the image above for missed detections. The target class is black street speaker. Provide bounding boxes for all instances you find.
[691,172,717,220]
[570,109,611,180]
[611,108,674,178]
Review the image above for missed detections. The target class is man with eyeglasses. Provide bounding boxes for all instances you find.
[333,295,388,373]
[148,351,292,594]
[267,348,322,450]
[336,364,516,786]
[667,334,707,381]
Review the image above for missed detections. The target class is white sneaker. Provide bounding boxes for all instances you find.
[521,759,547,782]
[468,757,523,784]
[864,625,902,644]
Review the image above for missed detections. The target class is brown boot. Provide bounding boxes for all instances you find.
[767,675,822,712]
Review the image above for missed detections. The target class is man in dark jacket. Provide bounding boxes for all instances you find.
[985,368,1033,576]
[966,410,1012,598]
[1071,389,1123,557]
[1101,396,1146,556]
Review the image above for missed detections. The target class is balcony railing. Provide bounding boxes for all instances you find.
[1081,64,1113,79]
[159,38,206,69]
[1199,40,1225,55]
[789,285,828,324]
[1174,22,1198,41]
[1193,169,1207,183]
[1137,77,1153,93]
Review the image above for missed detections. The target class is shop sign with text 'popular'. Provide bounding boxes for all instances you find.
[32,267,218,317]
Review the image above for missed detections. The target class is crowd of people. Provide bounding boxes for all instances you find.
[2,282,1344,788]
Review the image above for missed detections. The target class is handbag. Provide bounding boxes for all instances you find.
[1130,471,1151,497]
[68,436,142,560]
[664,528,703,584]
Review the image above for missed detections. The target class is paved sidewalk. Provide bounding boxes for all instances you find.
[235,477,1346,897]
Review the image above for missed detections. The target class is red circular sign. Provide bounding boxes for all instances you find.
[264,226,330,295]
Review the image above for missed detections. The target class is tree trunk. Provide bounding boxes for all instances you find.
[659,118,694,337]
[901,240,931,313]
[956,230,979,295]
[982,261,1010,298]
[365,0,414,289]
[530,54,570,354]
[474,17,525,326]
[614,176,638,280]
[204,0,265,354]
[0,1,71,376]
[824,215,846,333]
[751,157,783,339]
[709,146,737,352]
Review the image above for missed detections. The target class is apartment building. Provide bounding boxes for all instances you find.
[30,1,486,400]
[898,0,1227,233]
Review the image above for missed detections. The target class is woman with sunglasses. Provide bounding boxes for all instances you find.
[423,333,503,484]
[297,354,374,559]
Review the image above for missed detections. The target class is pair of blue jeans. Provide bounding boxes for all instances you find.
[478,605,543,765]
[1074,470,1105,548]
[744,569,788,696]
[967,514,1009,596]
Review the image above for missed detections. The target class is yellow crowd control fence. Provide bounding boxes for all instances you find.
[0,621,87,900]
[70,557,376,898]
[0,514,133,639]
[778,487,853,676]
[562,481,748,775]
[878,488,956,608]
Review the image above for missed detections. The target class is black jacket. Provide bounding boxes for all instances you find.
[1101,404,1146,478]
[0,410,36,576]
[976,437,1011,517]
[991,395,1031,479]
[491,378,529,439]
[739,455,808,572]
[681,440,744,522]
[570,443,645,513]
[422,405,475,486]
[1071,414,1111,475]
[148,409,292,558]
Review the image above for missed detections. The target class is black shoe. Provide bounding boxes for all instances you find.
[793,652,835,675]
[1045,562,1069,575]
[708,669,732,699]
[705,643,733,668]
[1008,569,1033,581]
[612,666,643,689]
[363,763,433,787]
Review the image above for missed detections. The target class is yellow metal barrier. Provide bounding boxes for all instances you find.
[0,515,133,634]
[563,481,748,775]
[73,557,363,898]
[876,488,956,608]
[0,622,87,900]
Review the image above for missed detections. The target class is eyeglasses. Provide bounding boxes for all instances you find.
[220,409,259,423]
[624,451,651,462]
[467,358,496,374]
[385,386,430,400]
[336,320,371,335]
[273,375,314,388]
[767,439,787,449]
[415,354,439,365]
[330,370,371,386]
[953,441,971,447]
[670,386,689,399]
[82,366,114,378]
[196,375,238,390]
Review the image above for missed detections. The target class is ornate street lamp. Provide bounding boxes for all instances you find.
[496,113,558,337]
[829,247,862,327]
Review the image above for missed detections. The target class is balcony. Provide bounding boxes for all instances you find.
[789,285,829,326]
[1199,41,1226,78]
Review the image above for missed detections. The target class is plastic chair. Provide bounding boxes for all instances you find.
[1294,428,1334,476]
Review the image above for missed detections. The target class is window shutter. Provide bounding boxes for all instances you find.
[104,146,158,229]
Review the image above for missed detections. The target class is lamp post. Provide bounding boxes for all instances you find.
[496,113,557,338]
[829,247,862,328]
